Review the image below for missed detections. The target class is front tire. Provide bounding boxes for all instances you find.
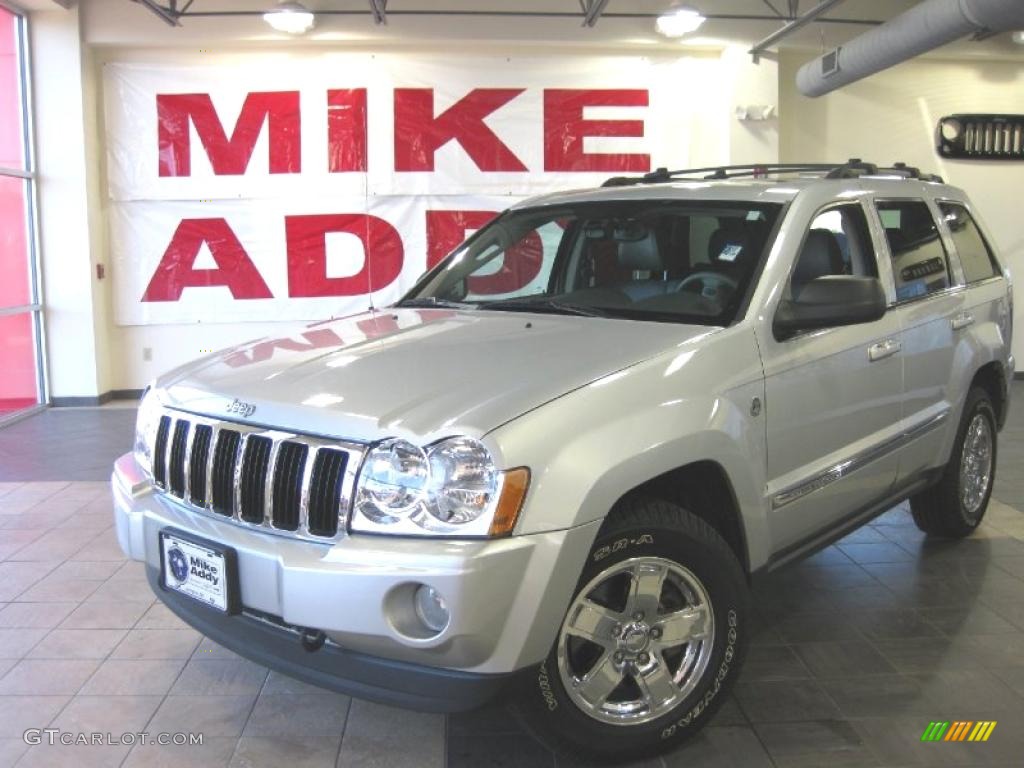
[513,498,748,761]
[911,387,997,537]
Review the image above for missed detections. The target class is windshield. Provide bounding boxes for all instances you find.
[401,200,782,325]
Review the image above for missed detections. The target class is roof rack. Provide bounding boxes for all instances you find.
[601,158,943,187]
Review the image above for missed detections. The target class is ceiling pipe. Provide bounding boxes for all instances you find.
[797,0,1024,97]
[749,0,847,61]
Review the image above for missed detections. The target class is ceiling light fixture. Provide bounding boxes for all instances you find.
[263,1,316,34]
[656,5,706,38]
[1012,30,1024,45]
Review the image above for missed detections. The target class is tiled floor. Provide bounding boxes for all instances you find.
[0,387,1021,767]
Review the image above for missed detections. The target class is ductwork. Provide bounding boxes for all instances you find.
[796,0,1024,97]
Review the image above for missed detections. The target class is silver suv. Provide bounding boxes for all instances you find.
[113,160,1013,760]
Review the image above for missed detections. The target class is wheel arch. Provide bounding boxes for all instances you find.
[970,360,1008,430]
[606,461,751,576]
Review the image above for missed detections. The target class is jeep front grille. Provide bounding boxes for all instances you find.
[149,409,364,542]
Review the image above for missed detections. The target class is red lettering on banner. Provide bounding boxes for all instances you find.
[327,89,368,173]
[142,218,273,301]
[286,214,404,297]
[157,92,301,176]
[394,88,528,172]
[426,210,542,294]
[543,89,650,172]
[425,210,498,269]
[223,329,343,368]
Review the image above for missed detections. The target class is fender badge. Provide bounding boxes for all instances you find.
[227,398,256,418]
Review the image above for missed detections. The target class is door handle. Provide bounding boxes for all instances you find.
[869,339,902,362]
[951,312,975,331]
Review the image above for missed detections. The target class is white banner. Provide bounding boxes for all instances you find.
[104,53,722,324]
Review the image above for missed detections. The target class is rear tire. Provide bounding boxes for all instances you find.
[512,497,748,761]
[911,387,997,538]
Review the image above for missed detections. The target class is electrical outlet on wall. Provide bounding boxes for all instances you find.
[142,347,153,362]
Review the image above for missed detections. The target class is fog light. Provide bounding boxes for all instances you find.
[414,585,450,633]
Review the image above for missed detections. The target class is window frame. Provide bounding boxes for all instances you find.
[0,2,47,424]
[872,196,959,307]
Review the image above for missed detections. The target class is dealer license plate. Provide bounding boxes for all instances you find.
[159,530,235,613]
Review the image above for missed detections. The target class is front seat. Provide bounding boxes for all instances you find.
[792,229,845,298]
[616,233,668,302]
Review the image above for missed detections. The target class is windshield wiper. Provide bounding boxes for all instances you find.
[478,298,610,317]
[395,297,476,310]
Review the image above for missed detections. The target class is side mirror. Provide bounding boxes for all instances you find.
[774,275,887,339]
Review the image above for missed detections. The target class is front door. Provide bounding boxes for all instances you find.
[759,201,903,554]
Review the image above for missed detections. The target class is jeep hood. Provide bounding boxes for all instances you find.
[158,308,712,443]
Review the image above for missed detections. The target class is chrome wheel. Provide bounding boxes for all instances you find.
[556,556,715,726]
[960,413,993,520]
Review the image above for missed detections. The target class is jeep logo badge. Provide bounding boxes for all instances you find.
[227,398,256,418]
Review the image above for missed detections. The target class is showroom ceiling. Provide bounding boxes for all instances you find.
[35,0,1024,57]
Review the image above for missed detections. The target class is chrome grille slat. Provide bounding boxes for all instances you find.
[149,407,363,543]
[263,438,283,527]
[233,432,250,523]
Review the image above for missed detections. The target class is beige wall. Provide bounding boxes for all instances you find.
[780,52,1024,369]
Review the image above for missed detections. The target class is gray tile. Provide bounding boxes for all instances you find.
[0,562,59,601]
[0,738,29,768]
[792,641,897,678]
[0,628,48,658]
[15,575,104,603]
[754,720,878,768]
[847,609,942,640]
[836,542,915,564]
[79,658,186,695]
[740,645,811,681]
[734,680,842,723]
[52,693,162,731]
[336,700,442,768]
[112,628,201,659]
[871,637,984,674]
[818,675,933,718]
[136,603,190,630]
[123,737,238,768]
[60,599,150,629]
[0,602,76,629]
[772,613,867,643]
[0,658,100,695]
[230,736,340,768]
[193,637,244,660]
[148,694,256,738]
[262,670,339,695]
[917,604,1019,636]
[171,658,269,696]
[664,725,772,767]
[27,628,127,659]
[448,729,554,768]
[85,576,155,604]
[0,695,69,738]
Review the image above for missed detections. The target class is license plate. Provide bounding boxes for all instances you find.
[159,529,238,613]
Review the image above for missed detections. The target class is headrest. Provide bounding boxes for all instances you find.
[708,225,752,267]
[618,233,663,272]
[793,229,844,293]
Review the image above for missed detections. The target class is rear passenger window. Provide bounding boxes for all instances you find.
[876,200,951,302]
[939,202,1000,284]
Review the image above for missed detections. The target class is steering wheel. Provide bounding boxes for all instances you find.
[676,271,739,300]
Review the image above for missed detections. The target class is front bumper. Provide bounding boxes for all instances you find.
[112,453,598,705]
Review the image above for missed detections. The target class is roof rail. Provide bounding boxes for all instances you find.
[601,158,943,187]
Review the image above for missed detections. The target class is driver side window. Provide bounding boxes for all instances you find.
[790,203,877,298]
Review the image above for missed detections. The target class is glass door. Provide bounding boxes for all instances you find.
[0,4,45,423]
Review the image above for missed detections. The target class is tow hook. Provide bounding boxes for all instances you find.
[300,628,326,652]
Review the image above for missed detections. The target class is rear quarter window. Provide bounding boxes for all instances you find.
[938,201,1001,284]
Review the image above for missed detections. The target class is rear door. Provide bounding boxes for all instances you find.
[872,198,964,484]
[760,200,902,554]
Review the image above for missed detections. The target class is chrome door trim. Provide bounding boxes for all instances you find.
[771,409,950,510]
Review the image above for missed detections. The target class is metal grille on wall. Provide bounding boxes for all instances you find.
[937,114,1024,160]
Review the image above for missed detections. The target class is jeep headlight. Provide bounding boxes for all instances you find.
[134,385,162,477]
[352,437,529,537]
